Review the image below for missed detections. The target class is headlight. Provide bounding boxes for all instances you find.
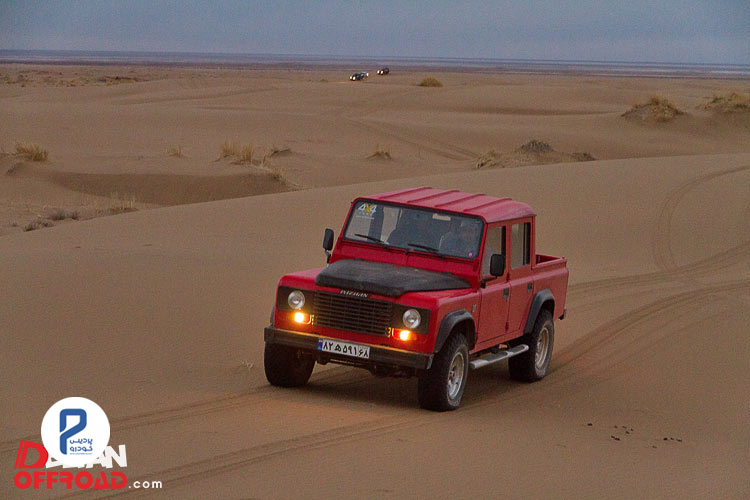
[287,290,305,310]
[402,309,421,329]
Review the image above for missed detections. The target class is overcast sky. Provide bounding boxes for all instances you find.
[0,0,747,64]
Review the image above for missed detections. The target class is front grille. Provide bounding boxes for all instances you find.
[313,292,393,336]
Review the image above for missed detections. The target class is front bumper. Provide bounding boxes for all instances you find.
[264,326,433,370]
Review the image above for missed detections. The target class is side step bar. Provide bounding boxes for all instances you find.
[469,344,529,370]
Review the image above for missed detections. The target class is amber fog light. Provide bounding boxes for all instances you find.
[394,329,411,341]
[293,312,311,324]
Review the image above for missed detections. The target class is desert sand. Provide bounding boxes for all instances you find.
[0,65,748,499]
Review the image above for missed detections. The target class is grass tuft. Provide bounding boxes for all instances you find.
[418,77,443,87]
[704,92,750,113]
[14,142,48,161]
[48,209,80,221]
[624,96,684,122]
[218,141,255,164]
[166,145,184,158]
[518,139,554,154]
[476,150,501,169]
[106,196,137,215]
[238,144,254,164]
[23,219,54,232]
[368,144,392,160]
[219,140,241,159]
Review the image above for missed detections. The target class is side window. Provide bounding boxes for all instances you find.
[511,222,530,269]
[481,226,505,276]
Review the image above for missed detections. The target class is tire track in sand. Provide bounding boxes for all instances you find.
[569,165,750,305]
[59,279,750,499]
[652,164,750,278]
[0,367,371,455]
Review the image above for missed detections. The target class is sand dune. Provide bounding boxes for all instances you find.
[1,151,748,498]
[1,65,749,498]
[1,67,748,235]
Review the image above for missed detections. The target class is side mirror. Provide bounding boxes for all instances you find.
[490,253,505,277]
[323,228,334,263]
[323,228,334,251]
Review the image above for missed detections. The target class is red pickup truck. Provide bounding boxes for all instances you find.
[264,187,569,411]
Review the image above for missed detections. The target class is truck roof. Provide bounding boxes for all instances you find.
[365,187,535,223]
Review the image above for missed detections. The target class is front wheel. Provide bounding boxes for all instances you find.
[509,310,554,382]
[418,333,469,411]
[264,343,315,387]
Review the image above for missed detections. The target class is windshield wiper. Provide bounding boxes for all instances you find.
[407,242,440,254]
[354,233,383,243]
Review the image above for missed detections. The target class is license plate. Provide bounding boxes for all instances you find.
[317,339,370,359]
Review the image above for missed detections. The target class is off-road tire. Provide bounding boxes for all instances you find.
[264,343,315,387]
[509,310,554,382]
[418,333,469,411]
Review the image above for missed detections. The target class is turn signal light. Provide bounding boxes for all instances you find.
[293,312,311,324]
[394,329,411,341]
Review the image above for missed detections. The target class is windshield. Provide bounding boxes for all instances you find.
[343,200,484,259]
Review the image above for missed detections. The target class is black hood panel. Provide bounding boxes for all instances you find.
[315,259,470,298]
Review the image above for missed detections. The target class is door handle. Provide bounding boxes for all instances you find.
[503,288,509,300]
[527,282,533,293]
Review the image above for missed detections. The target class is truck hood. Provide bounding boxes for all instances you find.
[315,259,470,298]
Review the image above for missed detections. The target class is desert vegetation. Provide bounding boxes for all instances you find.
[368,144,392,160]
[49,209,80,221]
[104,196,137,215]
[476,140,596,169]
[622,96,685,122]
[23,219,54,232]
[14,142,48,161]
[219,141,255,164]
[703,92,750,113]
[166,145,185,158]
[418,77,443,87]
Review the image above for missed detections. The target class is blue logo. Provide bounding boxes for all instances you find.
[60,409,87,455]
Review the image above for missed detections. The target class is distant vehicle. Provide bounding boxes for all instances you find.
[349,72,368,81]
[264,187,569,411]
[377,67,390,75]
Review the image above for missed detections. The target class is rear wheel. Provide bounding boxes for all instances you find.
[418,333,469,411]
[264,343,315,387]
[509,310,554,382]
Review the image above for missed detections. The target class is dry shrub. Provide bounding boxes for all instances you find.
[704,92,750,113]
[624,96,684,122]
[238,144,254,164]
[106,196,137,215]
[23,219,54,232]
[418,77,443,87]
[219,140,241,159]
[571,152,597,161]
[15,142,48,161]
[268,145,291,157]
[368,144,392,160]
[219,140,255,164]
[518,139,554,154]
[166,145,184,158]
[49,209,80,221]
[476,150,501,169]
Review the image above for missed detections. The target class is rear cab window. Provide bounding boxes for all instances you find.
[481,225,506,276]
[511,222,531,269]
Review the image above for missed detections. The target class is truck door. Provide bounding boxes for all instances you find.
[477,225,510,348]
[507,220,533,337]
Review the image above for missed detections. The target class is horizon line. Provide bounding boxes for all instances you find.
[0,48,747,68]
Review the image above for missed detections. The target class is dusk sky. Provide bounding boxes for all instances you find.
[0,0,748,64]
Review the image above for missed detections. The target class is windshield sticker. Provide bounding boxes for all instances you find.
[355,203,377,219]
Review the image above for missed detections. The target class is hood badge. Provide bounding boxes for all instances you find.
[339,290,369,298]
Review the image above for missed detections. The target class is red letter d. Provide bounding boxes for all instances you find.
[14,441,49,469]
